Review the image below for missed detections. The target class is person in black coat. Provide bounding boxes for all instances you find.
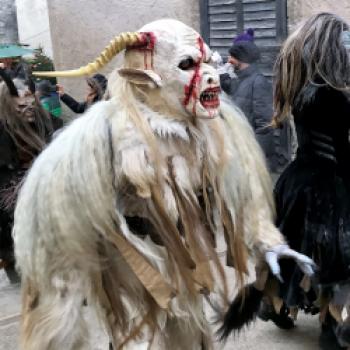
[260,13,350,350]
[0,65,54,283]
[56,73,107,114]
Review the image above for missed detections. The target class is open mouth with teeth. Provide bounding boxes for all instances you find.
[200,87,221,109]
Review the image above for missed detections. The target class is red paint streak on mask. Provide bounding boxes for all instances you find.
[128,32,157,70]
[140,32,156,69]
[144,51,148,69]
[183,37,205,117]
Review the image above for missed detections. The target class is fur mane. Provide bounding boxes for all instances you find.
[14,72,281,349]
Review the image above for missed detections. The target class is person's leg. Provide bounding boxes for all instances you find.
[319,311,346,350]
[258,298,295,329]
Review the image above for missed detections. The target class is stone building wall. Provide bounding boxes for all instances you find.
[287,0,350,31]
[0,0,18,44]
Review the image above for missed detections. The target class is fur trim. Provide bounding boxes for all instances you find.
[14,76,283,349]
[147,112,189,141]
[218,283,263,340]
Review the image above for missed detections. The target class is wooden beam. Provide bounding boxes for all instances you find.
[236,0,244,33]
[276,0,288,41]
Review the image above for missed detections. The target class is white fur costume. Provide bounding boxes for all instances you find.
[13,20,313,349]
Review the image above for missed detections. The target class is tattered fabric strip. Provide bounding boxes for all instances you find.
[107,230,176,309]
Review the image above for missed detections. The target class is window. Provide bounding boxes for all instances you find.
[200,0,288,78]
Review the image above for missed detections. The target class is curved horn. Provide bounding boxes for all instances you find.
[0,68,19,97]
[33,32,151,78]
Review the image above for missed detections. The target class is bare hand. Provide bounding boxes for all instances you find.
[86,91,97,104]
[0,63,5,69]
[56,84,64,96]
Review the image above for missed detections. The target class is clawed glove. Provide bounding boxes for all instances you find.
[265,244,316,282]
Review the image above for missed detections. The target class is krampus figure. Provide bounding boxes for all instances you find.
[0,65,53,282]
[14,20,314,349]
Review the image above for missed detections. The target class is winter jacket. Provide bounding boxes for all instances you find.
[60,93,88,114]
[0,119,54,261]
[60,74,107,114]
[40,92,62,118]
[221,64,288,172]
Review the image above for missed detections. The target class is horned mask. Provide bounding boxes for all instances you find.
[0,64,52,156]
[34,19,221,120]
[0,64,38,118]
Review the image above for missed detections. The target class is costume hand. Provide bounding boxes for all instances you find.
[265,244,316,282]
[217,62,230,74]
[211,51,223,68]
[0,63,5,69]
[56,84,64,96]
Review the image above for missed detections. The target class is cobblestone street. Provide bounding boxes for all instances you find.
[0,269,320,350]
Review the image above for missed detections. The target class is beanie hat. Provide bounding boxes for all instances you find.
[233,28,255,43]
[229,29,260,64]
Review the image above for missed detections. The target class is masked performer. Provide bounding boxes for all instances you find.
[253,13,350,349]
[13,19,314,350]
[0,65,53,283]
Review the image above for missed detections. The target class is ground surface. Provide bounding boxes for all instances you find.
[0,268,320,350]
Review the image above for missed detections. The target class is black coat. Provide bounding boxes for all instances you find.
[60,93,88,114]
[221,65,282,171]
[275,84,350,306]
[0,118,55,261]
[59,75,106,115]
[0,125,19,261]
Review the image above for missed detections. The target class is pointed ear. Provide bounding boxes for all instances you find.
[118,68,162,88]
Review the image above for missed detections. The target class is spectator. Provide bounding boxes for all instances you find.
[0,65,54,282]
[36,80,62,117]
[56,73,107,114]
[0,59,16,79]
[220,29,277,172]
[36,80,63,130]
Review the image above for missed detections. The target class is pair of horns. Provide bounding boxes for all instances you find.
[33,32,154,78]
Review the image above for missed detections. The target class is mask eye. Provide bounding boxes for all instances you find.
[178,57,196,70]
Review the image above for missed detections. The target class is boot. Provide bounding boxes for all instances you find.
[319,313,345,350]
[4,260,20,284]
[335,323,350,349]
[258,301,295,329]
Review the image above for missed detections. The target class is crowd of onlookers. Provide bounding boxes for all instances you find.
[1,57,108,127]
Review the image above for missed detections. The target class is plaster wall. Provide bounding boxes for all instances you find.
[46,0,200,100]
[288,0,350,31]
[0,0,18,44]
[16,0,53,57]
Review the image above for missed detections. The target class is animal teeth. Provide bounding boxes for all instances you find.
[200,90,219,103]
